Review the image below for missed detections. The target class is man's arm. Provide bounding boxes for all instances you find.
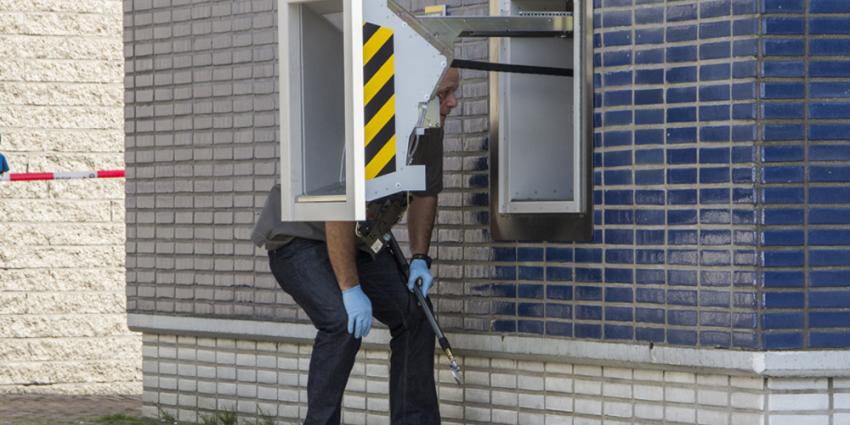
[407,194,438,255]
[325,221,359,290]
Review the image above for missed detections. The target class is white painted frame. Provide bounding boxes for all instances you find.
[279,0,366,221]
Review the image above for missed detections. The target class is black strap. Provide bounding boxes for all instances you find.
[451,59,574,77]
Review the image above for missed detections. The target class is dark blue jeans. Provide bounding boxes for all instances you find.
[269,238,440,425]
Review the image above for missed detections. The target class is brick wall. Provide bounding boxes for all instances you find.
[0,0,139,394]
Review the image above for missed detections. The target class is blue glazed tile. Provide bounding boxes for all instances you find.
[667,127,697,144]
[734,39,758,57]
[636,8,664,25]
[811,83,850,99]
[668,3,698,21]
[700,331,731,347]
[701,126,731,142]
[604,30,633,47]
[764,124,804,141]
[669,310,698,325]
[636,287,666,303]
[700,148,730,164]
[764,333,804,349]
[636,210,665,225]
[518,303,545,318]
[636,308,665,324]
[762,103,804,119]
[604,10,632,28]
[764,312,805,329]
[809,61,850,78]
[700,63,731,81]
[667,87,697,103]
[491,320,516,332]
[700,105,730,121]
[732,168,752,183]
[636,69,664,84]
[702,271,732,286]
[635,48,664,65]
[605,130,633,146]
[811,271,850,287]
[604,150,633,167]
[605,325,634,340]
[811,166,850,182]
[764,0,804,13]
[701,230,732,245]
[496,266,516,280]
[701,41,731,60]
[762,60,805,77]
[762,230,804,246]
[667,169,698,185]
[733,125,757,142]
[701,0,731,18]
[606,110,633,126]
[575,268,603,283]
[635,249,665,264]
[518,283,544,298]
[635,148,664,165]
[733,61,757,78]
[763,17,804,35]
[669,229,698,245]
[732,209,755,225]
[669,249,699,265]
[764,38,805,56]
[667,66,699,83]
[732,82,756,100]
[576,248,602,262]
[733,0,757,14]
[667,45,698,63]
[605,229,634,245]
[575,286,602,301]
[493,301,516,315]
[811,332,850,349]
[763,250,805,268]
[734,293,757,309]
[667,24,698,42]
[606,249,634,264]
[635,170,664,186]
[547,285,573,300]
[606,286,634,302]
[493,247,517,262]
[605,190,634,205]
[546,304,571,320]
[492,284,517,298]
[734,103,757,120]
[811,0,850,13]
[732,188,755,204]
[762,187,805,204]
[763,166,804,184]
[669,270,698,286]
[606,306,633,322]
[811,312,850,328]
[702,209,732,224]
[517,247,543,262]
[810,251,850,267]
[575,324,602,339]
[668,209,698,225]
[700,84,731,101]
[810,187,850,204]
[518,320,544,335]
[635,89,663,105]
[700,21,731,39]
[604,90,633,107]
[667,148,697,164]
[734,314,757,330]
[636,190,665,205]
[700,292,731,308]
[810,103,850,120]
[811,39,850,56]
[636,229,665,245]
[545,321,572,337]
[519,266,544,281]
[635,129,665,145]
[604,50,632,67]
[577,305,603,320]
[762,145,804,162]
[605,210,634,225]
[734,17,758,36]
[810,145,850,161]
[703,250,732,266]
[811,124,850,141]
[636,327,666,342]
[668,290,698,306]
[635,109,665,125]
[604,0,633,6]
[764,292,805,309]
[810,18,850,35]
[809,208,850,224]
[546,248,573,263]
[594,52,602,67]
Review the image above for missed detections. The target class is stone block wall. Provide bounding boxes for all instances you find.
[0,0,140,394]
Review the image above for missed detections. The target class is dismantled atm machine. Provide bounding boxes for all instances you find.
[277,0,593,241]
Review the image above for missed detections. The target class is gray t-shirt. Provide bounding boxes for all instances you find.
[251,128,444,251]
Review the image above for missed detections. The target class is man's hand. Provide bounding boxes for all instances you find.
[407,259,433,297]
[341,285,372,339]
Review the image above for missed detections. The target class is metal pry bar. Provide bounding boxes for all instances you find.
[385,232,464,386]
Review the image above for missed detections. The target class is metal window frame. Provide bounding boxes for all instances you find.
[489,0,594,241]
[278,0,366,222]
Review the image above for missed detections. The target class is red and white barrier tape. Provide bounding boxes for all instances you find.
[0,170,125,182]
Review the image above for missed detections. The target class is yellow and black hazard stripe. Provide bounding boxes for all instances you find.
[363,22,396,180]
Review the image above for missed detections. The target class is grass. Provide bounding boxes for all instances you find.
[8,407,286,425]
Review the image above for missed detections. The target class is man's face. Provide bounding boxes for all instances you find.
[437,68,460,124]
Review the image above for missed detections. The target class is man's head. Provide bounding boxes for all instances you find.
[437,68,460,126]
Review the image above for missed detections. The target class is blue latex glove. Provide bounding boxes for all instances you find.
[341,285,372,339]
[407,259,433,297]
